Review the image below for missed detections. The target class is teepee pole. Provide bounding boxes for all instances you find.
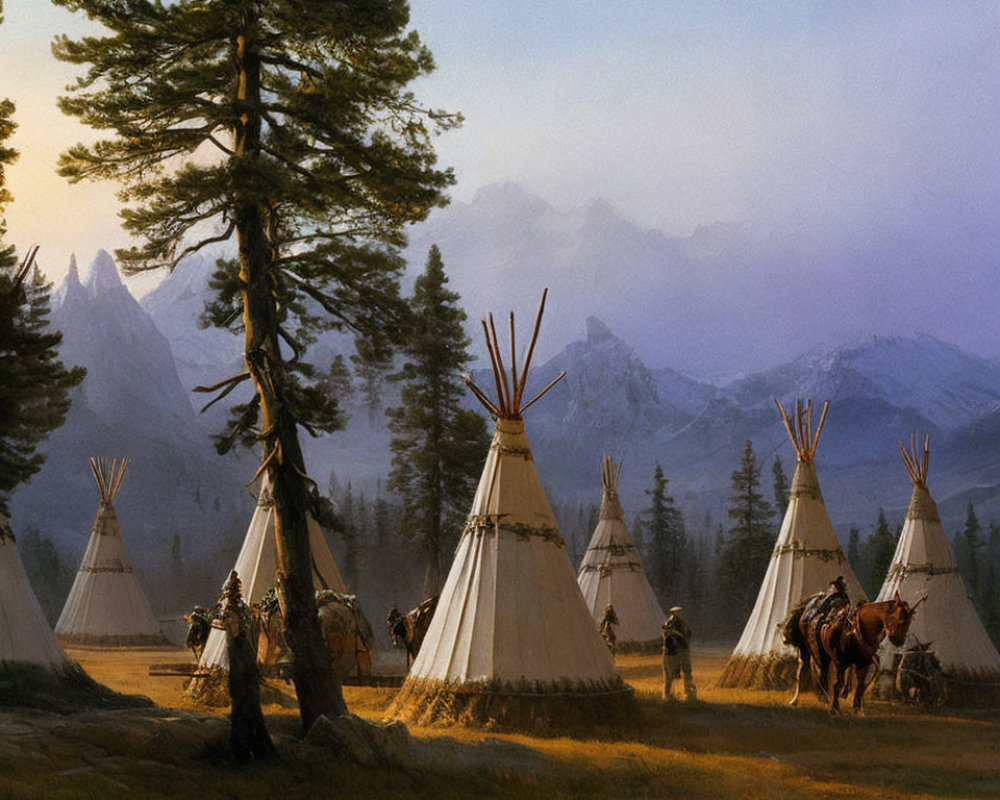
[488,312,513,412]
[921,433,929,483]
[509,312,518,407]
[481,318,508,417]
[810,401,830,457]
[516,288,548,408]
[520,371,566,414]
[462,374,501,417]
[775,398,799,453]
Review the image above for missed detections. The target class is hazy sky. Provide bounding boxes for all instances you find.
[2,2,1000,363]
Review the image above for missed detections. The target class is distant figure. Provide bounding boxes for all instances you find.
[599,604,620,655]
[662,606,696,702]
[220,570,274,763]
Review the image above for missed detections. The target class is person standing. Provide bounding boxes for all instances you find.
[598,603,619,655]
[662,606,697,702]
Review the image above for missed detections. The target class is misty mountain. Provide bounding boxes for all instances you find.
[11,252,253,593]
[517,322,1000,538]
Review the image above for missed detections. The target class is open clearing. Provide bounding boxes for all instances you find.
[0,644,995,799]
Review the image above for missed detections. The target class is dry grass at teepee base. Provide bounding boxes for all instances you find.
[0,643,993,800]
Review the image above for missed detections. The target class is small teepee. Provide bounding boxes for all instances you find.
[56,458,166,646]
[390,291,630,727]
[189,473,347,701]
[876,435,1000,704]
[0,515,71,671]
[578,456,665,651]
[718,399,866,689]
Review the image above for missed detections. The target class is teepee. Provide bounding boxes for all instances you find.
[876,435,1000,704]
[56,458,165,646]
[0,515,70,671]
[390,291,630,727]
[577,456,665,651]
[718,398,866,689]
[189,473,347,699]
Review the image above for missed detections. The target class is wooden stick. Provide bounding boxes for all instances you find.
[922,433,930,483]
[509,312,518,410]
[517,288,548,405]
[897,440,912,482]
[520,370,566,414]
[481,318,508,417]
[462,374,501,417]
[810,401,830,456]
[775,398,798,451]
[488,312,512,413]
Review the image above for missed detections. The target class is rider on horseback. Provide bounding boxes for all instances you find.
[819,575,848,613]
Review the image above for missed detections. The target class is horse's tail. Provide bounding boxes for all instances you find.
[782,602,806,646]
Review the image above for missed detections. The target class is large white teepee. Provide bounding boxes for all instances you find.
[190,473,346,693]
[578,456,665,651]
[876,435,1000,704]
[391,291,629,727]
[56,458,165,646]
[0,515,70,671]
[718,399,866,689]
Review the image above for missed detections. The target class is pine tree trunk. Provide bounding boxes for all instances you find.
[234,24,346,731]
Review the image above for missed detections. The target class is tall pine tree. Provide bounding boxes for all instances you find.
[51,0,457,728]
[772,454,790,518]
[718,440,776,621]
[642,461,686,604]
[963,502,984,603]
[864,508,897,597]
[387,245,488,597]
[0,9,84,515]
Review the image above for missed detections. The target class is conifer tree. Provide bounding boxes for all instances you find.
[864,508,897,596]
[51,0,457,728]
[772,454,790,518]
[963,502,984,602]
[642,462,686,603]
[325,354,354,408]
[847,526,862,577]
[387,245,488,596]
[337,480,360,590]
[351,333,394,425]
[718,440,776,619]
[0,8,84,515]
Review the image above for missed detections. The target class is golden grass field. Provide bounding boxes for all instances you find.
[0,643,996,800]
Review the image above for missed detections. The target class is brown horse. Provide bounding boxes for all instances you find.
[251,590,374,682]
[783,589,849,706]
[387,595,439,668]
[819,591,915,715]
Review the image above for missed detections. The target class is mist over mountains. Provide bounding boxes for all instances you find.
[12,183,1000,612]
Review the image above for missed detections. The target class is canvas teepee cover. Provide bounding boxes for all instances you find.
[578,456,665,651]
[718,399,866,689]
[55,458,165,646]
[0,515,70,670]
[391,292,629,727]
[876,435,1000,704]
[190,473,346,694]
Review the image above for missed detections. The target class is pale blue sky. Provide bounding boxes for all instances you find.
[2,0,999,331]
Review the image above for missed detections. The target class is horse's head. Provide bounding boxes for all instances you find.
[386,606,406,648]
[885,590,915,647]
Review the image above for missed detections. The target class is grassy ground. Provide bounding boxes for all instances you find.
[0,644,994,799]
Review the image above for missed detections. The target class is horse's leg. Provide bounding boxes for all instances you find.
[790,652,807,706]
[828,664,844,715]
[853,663,870,715]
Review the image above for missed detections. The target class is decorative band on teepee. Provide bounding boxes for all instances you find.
[391,291,631,728]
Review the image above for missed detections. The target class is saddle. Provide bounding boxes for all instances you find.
[803,593,849,658]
